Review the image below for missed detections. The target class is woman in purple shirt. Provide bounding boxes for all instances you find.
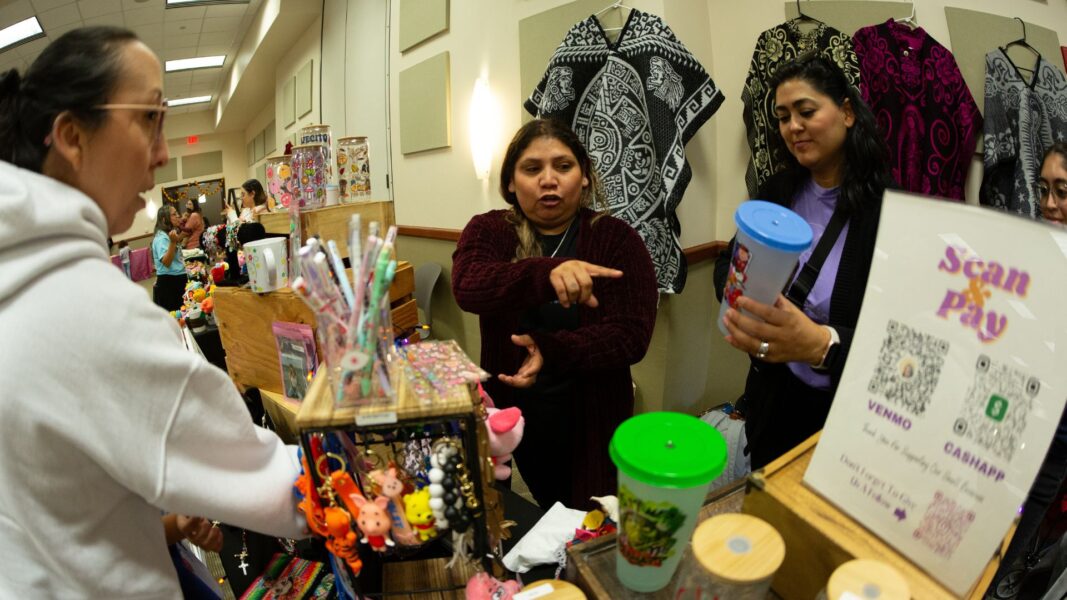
[715,54,891,469]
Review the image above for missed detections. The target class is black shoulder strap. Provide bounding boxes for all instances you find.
[785,208,848,308]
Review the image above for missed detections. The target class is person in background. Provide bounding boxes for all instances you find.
[452,118,658,510]
[714,54,891,470]
[226,179,268,223]
[181,197,204,249]
[1039,142,1067,226]
[118,238,131,279]
[151,205,187,311]
[0,27,306,597]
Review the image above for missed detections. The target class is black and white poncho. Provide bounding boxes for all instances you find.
[526,9,724,293]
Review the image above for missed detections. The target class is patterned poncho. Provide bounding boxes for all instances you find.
[526,9,723,293]
[853,20,982,201]
[980,50,1067,218]
[742,19,860,197]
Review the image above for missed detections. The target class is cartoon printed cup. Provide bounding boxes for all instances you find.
[289,144,328,209]
[264,155,291,209]
[718,200,812,336]
[299,124,333,183]
[337,136,371,201]
[610,412,727,592]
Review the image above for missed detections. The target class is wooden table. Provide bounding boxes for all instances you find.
[565,480,781,599]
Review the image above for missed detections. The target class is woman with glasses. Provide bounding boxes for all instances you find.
[0,27,305,597]
[1039,142,1067,226]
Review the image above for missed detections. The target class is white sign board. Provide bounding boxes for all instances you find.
[805,192,1067,595]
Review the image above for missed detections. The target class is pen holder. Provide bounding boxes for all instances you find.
[323,294,397,409]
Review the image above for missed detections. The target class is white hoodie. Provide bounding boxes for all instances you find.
[0,161,305,598]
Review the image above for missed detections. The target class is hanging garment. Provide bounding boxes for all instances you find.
[742,19,861,197]
[853,20,982,201]
[981,50,1067,218]
[526,9,724,293]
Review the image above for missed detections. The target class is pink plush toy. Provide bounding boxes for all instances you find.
[486,407,524,480]
[352,495,395,552]
[465,572,521,600]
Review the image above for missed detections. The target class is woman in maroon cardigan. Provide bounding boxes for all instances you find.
[452,119,658,510]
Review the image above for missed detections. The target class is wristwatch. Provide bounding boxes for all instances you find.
[814,326,840,371]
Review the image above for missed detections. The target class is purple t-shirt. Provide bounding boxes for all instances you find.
[786,178,849,390]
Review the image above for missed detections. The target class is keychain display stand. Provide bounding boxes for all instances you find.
[296,366,505,596]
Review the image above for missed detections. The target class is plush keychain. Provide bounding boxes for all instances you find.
[402,488,437,541]
[324,506,363,576]
[485,407,524,480]
[371,467,417,545]
[353,496,395,552]
[464,572,521,600]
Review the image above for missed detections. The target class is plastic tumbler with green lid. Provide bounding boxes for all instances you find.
[609,411,727,592]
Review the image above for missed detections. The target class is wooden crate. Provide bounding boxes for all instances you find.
[258,201,394,260]
[213,261,416,394]
[743,433,1010,600]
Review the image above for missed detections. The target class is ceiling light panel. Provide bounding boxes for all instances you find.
[168,95,212,106]
[0,17,44,53]
[165,55,226,72]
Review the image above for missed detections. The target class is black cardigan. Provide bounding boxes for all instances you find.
[714,172,883,383]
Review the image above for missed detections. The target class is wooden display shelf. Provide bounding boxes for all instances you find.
[295,363,479,430]
[259,389,301,444]
[213,261,415,394]
[258,201,394,260]
[743,433,1008,600]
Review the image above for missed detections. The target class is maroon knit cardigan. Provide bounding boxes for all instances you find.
[452,208,658,506]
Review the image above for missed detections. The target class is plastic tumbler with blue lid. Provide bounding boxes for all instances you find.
[718,200,813,336]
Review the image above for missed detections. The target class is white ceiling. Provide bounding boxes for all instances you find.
[0,0,263,114]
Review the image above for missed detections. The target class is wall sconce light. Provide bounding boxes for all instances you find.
[469,77,501,180]
[145,197,157,218]
[198,193,207,204]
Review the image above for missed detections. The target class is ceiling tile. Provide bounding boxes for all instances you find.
[196,30,231,46]
[163,32,198,49]
[120,0,153,9]
[164,4,204,21]
[194,43,228,56]
[76,0,120,19]
[204,3,246,18]
[15,36,48,58]
[30,0,75,13]
[36,3,82,30]
[164,70,191,86]
[199,15,238,33]
[45,21,82,39]
[161,47,194,60]
[163,18,200,36]
[0,50,24,70]
[190,69,218,84]
[83,12,124,27]
[123,5,162,26]
[129,22,162,41]
[0,0,36,29]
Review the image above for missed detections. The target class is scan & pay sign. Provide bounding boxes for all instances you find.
[805,191,1067,596]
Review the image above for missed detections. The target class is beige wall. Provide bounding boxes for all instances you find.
[165,0,1067,414]
[245,100,277,180]
[275,18,323,156]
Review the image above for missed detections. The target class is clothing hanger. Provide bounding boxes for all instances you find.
[793,0,825,25]
[595,0,631,33]
[893,5,917,29]
[1000,17,1040,75]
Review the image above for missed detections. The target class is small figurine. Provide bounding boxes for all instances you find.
[403,488,438,542]
[324,506,363,575]
[485,407,524,480]
[371,467,417,545]
[464,572,520,600]
[353,495,395,552]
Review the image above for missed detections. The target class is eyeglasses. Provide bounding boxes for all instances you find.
[1036,182,1067,203]
[93,100,169,144]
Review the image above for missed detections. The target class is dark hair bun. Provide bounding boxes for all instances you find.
[0,68,21,98]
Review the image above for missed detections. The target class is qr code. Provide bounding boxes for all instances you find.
[913,491,976,558]
[868,320,950,416]
[952,355,1040,462]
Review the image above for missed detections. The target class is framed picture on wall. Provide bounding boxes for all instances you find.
[296,60,313,118]
[282,77,296,127]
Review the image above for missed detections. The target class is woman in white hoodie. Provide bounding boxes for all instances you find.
[0,27,305,597]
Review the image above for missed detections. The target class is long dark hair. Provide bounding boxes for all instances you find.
[767,53,890,215]
[0,27,139,172]
[499,118,605,259]
[242,178,267,207]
